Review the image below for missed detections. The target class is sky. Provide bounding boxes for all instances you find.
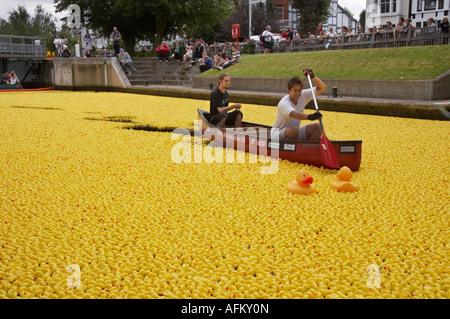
[0,0,367,28]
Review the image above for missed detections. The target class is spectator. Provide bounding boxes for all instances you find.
[118,48,136,75]
[84,33,93,57]
[292,29,300,44]
[281,29,288,47]
[394,17,407,41]
[261,25,275,54]
[405,18,416,35]
[2,71,10,85]
[317,23,323,35]
[34,37,42,56]
[193,39,206,64]
[318,31,326,44]
[9,71,18,85]
[439,16,449,44]
[325,27,340,48]
[217,43,240,70]
[155,40,171,63]
[183,45,194,62]
[426,18,437,34]
[111,27,121,56]
[213,48,228,68]
[199,52,214,73]
[288,26,294,47]
[61,44,71,57]
[53,34,63,57]
[340,26,348,42]
[439,16,449,34]
[385,21,394,31]
[173,41,183,62]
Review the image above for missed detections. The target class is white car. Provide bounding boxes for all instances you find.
[250,34,283,43]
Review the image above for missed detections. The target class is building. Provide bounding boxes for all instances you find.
[253,0,359,34]
[365,0,450,30]
[324,0,360,33]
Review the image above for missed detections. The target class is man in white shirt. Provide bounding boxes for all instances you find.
[53,34,63,57]
[271,69,326,141]
[261,25,275,54]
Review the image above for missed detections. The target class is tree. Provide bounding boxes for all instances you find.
[0,5,58,51]
[54,0,233,54]
[291,0,331,37]
[359,10,366,31]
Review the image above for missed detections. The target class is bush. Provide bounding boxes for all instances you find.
[241,39,257,55]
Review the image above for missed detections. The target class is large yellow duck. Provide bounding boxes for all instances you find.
[330,166,359,192]
[287,169,318,195]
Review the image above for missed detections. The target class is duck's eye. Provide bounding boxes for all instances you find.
[302,174,306,178]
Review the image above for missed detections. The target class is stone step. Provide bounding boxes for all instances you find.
[127,75,192,81]
[129,79,193,86]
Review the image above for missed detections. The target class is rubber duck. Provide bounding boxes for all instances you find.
[330,166,359,192]
[287,169,317,195]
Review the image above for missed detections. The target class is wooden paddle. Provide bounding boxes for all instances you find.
[306,73,340,169]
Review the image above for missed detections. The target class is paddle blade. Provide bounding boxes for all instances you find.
[320,131,340,169]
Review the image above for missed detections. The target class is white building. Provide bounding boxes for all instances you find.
[324,0,360,33]
[365,0,450,30]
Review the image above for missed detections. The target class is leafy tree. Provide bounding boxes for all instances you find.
[291,0,331,37]
[54,0,233,54]
[359,10,366,31]
[0,5,58,51]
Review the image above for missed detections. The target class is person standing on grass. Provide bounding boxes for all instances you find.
[261,25,275,54]
[209,73,243,128]
[271,69,326,142]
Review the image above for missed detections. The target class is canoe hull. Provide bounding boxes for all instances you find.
[197,109,362,171]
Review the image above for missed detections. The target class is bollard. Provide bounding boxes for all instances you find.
[332,87,338,98]
[75,44,80,58]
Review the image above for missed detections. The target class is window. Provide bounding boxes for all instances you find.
[424,0,437,11]
[418,0,423,11]
[276,5,284,21]
[381,0,390,13]
[438,0,444,9]
[393,0,397,12]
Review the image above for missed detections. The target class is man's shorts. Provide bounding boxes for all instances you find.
[270,126,307,141]
[209,110,243,126]
[263,41,272,49]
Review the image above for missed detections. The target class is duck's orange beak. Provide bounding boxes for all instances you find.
[301,176,313,185]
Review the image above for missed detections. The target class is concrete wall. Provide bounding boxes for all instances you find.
[52,57,129,91]
[193,71,450,101]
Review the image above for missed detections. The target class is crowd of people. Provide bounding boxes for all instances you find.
[46,17,448,76]
[1,70,19,85]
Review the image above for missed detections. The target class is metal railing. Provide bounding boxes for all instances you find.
[206,26,449,55]
[0,34,47,57]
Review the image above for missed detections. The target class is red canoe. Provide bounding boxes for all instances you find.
[0,84,54,92]
[197,109,362,171]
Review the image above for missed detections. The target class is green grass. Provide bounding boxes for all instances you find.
[201,45,450,80]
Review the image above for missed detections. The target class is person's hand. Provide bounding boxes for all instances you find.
[303,69,315,78]
[234,103,241,110]
[307,111,322,121]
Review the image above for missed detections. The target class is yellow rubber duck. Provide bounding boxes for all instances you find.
[330,166,359,192]
[287,170,318,195]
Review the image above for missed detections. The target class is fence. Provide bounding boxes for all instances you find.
[206,26,449,55]
[0,34,47,57]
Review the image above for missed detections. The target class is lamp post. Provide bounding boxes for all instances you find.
[249,0,252,38]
